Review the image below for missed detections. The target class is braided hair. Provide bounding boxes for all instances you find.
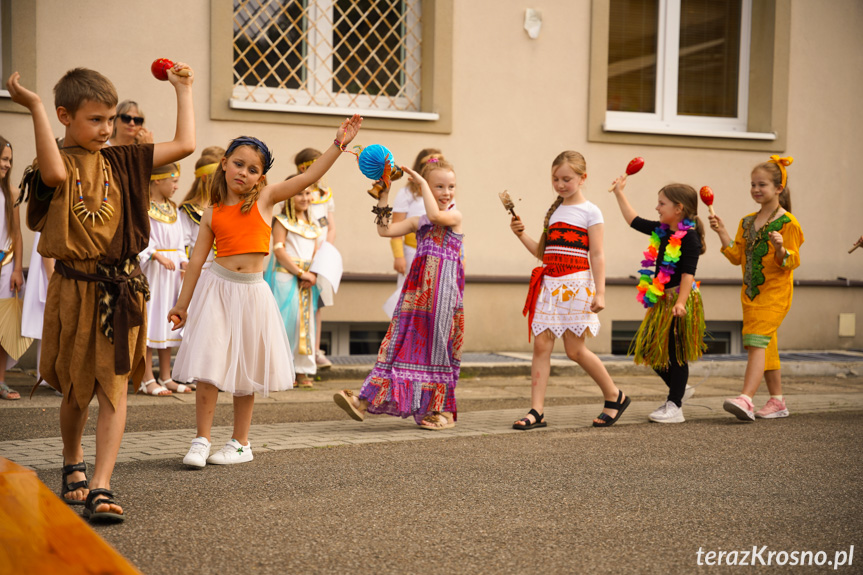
[535,151,587,258]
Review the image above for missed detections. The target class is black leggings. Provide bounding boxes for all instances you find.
[653,327,689,407]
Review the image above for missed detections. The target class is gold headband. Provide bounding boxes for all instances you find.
[195,163,219,179]
[151,169,179,181]
[297,158,317,171]
[768,155,793,188]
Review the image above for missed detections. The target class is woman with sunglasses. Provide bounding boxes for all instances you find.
[110,100,153,146]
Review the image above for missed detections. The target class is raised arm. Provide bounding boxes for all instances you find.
[265,115,362,206]
[152,63,196,168]
[401,166,462,231]
[609,175,638,225]
[5,72,66,186]
[373,186,418,238]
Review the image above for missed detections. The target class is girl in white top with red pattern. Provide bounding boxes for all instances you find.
[509,151,629,429]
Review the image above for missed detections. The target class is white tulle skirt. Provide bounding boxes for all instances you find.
[172,263,294,396]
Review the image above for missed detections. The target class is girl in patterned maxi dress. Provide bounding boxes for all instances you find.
[334,158,464,430]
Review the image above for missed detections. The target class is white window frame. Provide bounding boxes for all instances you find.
[0,5,8,99]
[230,0,436,121]
[604,0,772,140]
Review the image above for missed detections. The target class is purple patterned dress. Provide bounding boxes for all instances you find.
[359,215,465,423]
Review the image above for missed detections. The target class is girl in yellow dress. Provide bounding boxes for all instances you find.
[709,156,804,421]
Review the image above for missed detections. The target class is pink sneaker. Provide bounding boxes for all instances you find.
[723,395,755,421]
[755,397,789,419]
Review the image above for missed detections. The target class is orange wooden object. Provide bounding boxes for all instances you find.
[0,457,140,575]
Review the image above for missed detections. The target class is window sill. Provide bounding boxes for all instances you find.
[602,121,776,141]
[229,99,440,122]
[0,90,10,98]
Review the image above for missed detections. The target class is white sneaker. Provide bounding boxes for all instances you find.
[649,400,685,423]
[682,385,695,403]
[183,437,211,468]
[207,439,253,465]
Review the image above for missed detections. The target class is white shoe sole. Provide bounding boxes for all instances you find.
[755,409,789,419]
[649,412,685,423]
[206,454,253,465]
[723,399,755,421]
[183,454,208,468]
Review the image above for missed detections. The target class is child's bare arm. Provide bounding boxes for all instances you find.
[265,115,362,206]
[510,216,540,258]
[587,223,606,313]
[9,202,24,291]
[401,165,462,230]
[168,210,213,328]
[5,72,66,186]
[609,176,637,225]
[152,63,196,168]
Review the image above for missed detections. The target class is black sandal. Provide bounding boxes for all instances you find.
[513,408,547,430]
[592,390,631,428]
[84,488,125,524]
[60,462,88,506]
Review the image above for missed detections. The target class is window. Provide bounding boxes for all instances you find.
[588,0,790,150]
[218,0,447,125]
[0,0,36,112]
[606,0,760,138]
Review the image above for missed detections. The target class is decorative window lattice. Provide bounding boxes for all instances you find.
[233,0,422,112]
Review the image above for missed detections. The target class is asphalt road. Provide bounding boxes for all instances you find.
[30,410,862,575]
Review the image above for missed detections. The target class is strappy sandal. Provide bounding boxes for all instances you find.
[137,378,171,396]
[333,390,364,421]
[297,375,314,389]
[513,408,547,430]
[593,390,631,428]
[419,412,456,431]
[60,462,88,506]
[83,488,125,524]
[0,382,20,400]
[160,378,192,394]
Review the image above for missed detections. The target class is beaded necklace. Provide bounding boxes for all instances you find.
[71,154,114,225]
[636,219,694,308]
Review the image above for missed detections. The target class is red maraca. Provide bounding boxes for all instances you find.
[699,186,716,217]
[151,58,191,81]
[608,157,645,192]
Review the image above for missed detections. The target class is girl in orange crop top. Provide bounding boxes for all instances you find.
[168,116,362,469]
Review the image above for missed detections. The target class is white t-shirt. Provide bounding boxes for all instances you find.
[548,200,604,229]
[392,186,426,219]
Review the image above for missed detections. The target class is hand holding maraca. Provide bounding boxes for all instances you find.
[608,157,645,192]
[699,186,716,217]
[151,58,193,81]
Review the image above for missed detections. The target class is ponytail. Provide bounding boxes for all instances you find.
[535,196,564,259]
[778,187,792,212]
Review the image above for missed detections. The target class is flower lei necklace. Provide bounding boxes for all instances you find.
[636,219,694,308]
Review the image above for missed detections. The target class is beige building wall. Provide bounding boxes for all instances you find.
[1,0,861,354]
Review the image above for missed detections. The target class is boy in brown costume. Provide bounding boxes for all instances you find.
[6,64,195,523]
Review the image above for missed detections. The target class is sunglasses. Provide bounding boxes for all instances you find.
[119,114,145,126]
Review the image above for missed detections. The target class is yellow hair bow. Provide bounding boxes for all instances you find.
[768,155,793,188]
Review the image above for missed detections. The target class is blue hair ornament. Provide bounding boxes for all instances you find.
[226,136,275,174]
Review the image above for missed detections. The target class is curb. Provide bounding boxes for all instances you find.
[316,359,863,381]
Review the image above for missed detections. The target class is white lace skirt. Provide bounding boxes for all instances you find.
[172,263,295,396]
[530,270,601,339]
